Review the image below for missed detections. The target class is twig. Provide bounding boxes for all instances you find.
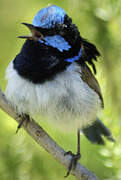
[0,88,99,180]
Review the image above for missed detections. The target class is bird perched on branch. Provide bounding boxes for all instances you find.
[5,5,114,177]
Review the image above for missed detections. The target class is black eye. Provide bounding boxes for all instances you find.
[55,23,68,36]
[56,23,67,30]
[62,24,67,28]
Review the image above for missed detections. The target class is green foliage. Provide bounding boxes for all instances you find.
[0,0,121,179]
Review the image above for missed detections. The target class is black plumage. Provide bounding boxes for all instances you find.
[14,40,70,83]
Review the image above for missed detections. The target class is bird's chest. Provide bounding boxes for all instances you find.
[5,62,100,129]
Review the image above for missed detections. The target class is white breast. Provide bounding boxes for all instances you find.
[5,61,101,130]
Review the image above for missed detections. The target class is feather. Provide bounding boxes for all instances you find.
[82,117,115,144]
[80,63,104,108]
[81,38,101,74]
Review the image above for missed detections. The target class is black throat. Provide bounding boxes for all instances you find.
[13,40,72,84]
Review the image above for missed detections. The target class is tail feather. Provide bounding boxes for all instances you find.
[82,118,115,145]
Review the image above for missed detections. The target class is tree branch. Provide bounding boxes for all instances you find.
[0,88,99,180]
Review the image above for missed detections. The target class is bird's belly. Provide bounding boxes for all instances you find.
[5,62,101,130]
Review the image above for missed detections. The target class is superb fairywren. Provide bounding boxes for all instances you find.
[5,5,114,176]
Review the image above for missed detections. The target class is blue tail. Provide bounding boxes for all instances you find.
[82,118,115,145]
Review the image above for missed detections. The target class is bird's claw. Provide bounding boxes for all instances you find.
[64,151,81,178]
[16,114,30,133]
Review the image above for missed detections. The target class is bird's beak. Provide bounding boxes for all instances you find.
[18,23,44,40]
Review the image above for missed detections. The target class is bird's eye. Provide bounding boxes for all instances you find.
[62,24,67,28]
[55,23,67,35]
[56,23,67,29]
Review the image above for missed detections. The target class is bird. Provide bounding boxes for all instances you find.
[5,5,114,177]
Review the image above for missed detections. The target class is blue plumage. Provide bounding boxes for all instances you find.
[39,35,71,52]
[32,5,66,28]
[65,48,82,62]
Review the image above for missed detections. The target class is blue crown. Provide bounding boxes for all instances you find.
[32,5,66,28]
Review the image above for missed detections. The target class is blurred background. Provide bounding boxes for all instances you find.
[0,0,121,179]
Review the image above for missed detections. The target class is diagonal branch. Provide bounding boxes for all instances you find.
[0,88,99,180]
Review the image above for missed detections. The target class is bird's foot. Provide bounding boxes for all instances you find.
[16,114,30,133]
[64,151,81,178]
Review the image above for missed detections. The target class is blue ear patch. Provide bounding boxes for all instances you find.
[65,48,82,62]
[39,35,71,52]
[32,5,66,29]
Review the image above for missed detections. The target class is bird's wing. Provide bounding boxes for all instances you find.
[80,38,100,74]
[80,63,104,108]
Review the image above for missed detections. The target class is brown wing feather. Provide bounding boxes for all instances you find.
[81,63,104,108]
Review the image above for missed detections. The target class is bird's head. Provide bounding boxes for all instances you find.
[19,5,80,54]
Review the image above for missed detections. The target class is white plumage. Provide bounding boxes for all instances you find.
[5,61,101,130]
